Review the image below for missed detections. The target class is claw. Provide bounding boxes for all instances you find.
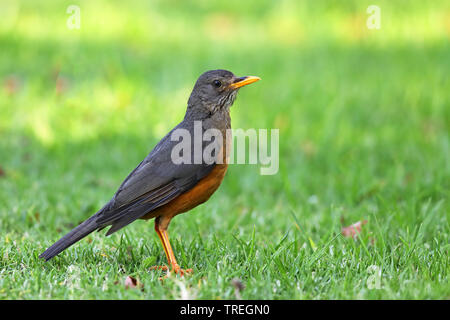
[172,264,193,277]
[150,264,193,279]
[149,265,169,271]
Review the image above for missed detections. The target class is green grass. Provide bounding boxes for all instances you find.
[0,0,449,299]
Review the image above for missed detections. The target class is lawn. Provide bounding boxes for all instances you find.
[0,0,448,299]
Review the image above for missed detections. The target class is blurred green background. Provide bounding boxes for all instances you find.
[0,0,448,299]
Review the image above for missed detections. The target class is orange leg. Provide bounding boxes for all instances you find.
[150,220,192,277]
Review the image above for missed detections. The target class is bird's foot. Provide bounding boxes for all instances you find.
[149,265,169,272]
[150,264,192,279]
[172,264,193,277]
[149,265,170,280]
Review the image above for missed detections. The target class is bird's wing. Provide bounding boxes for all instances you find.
[95,122,217,234]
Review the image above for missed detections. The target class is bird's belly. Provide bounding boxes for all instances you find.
[142,163,228,221]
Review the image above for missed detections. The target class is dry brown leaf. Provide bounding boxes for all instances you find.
[55,76,69,95]
[342,220,367,238]
[3,75,21,95]
[231,278,245,291]
[124,276,143,290]
[231,278,245,300]
[124,276,137,289]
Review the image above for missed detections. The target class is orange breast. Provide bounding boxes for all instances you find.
[142,163,228,221]
[142,130,231,223]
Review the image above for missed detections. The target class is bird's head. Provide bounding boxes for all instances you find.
[186,69,260,118]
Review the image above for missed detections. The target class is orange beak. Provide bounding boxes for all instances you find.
[229,76,261,90]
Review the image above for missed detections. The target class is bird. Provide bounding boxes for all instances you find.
[39,69,260,276]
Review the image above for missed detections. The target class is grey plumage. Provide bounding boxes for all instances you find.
[39,69,250,261]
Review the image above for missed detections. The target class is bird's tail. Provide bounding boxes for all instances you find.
[39,215,100,261]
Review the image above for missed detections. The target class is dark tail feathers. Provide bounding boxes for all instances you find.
[39,215,100,261]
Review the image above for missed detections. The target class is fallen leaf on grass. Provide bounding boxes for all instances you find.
[124,276,143,290]
[0,166,5,178]
[231,278,245,300]
[341,220,367,238]
[55,75,70,95]
[124,276,137,289]
[3,75,21,95]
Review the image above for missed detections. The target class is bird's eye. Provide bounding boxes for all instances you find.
[213,80,222,87]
